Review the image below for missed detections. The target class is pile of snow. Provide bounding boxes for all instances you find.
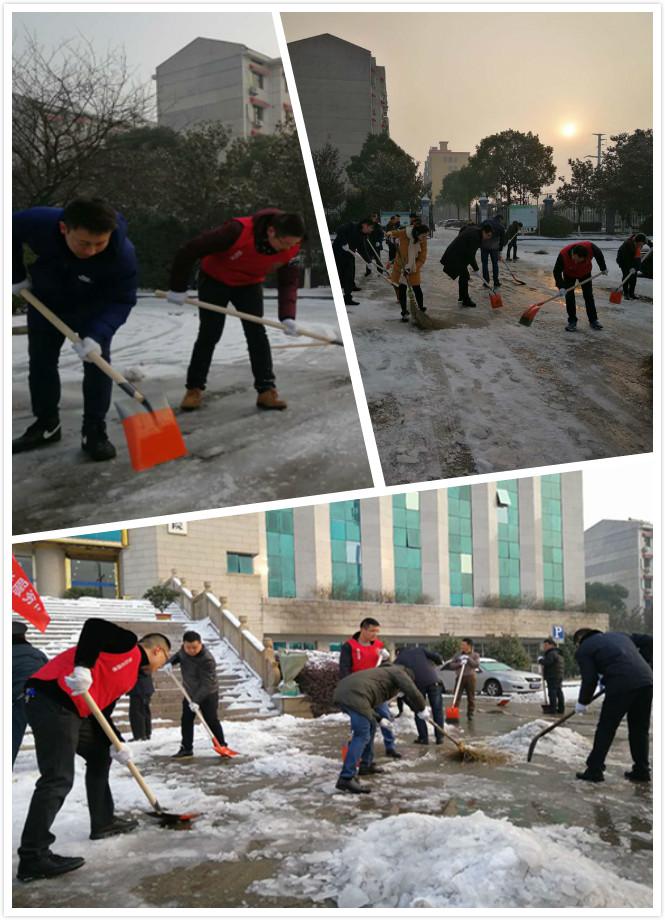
[268,812,651,909]
[489,719,589,760]
[303,649,340,669]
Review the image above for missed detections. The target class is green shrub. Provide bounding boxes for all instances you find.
[143,585,179,612]
[431,634,461,661]
[482,634,531,670]
[540,214,574,237]
[63,587,101,599]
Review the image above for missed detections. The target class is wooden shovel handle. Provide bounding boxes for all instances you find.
[154,290,342,345]
[18,288,149,404]
[450,660,466,709]
[164,668,215,743]
[539,270,605,307]
[81,689,160,810]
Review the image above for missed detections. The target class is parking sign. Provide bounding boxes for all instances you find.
[552,625,565,642]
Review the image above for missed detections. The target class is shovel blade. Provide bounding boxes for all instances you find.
[148,809,203,827]
[121,406,187,472]
[212,741,239,758]
[609,290,623,304]
[445,707,460,725]
[519,304,540,326]
[490,293,503,309]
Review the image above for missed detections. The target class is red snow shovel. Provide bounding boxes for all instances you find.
[482,281,503,309]
[519,271,604,327]
[165,668,239,758]
[81,690,201,826]
[610,248,652,303]
[19,289,187,472]
[445,660,466,725]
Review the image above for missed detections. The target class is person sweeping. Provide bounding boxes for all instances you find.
[440,223,493,307]
[165,208,305,412]
[552,241,607,332]
[387,222,430,321]
[12,198,138,461]
[616,233,652,300]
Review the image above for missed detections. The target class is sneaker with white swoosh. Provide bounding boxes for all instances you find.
[12,417,61,453]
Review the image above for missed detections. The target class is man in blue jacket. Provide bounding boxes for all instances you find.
[573,628,652,784]
[12,198,138,461]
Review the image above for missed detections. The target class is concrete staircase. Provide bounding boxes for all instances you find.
[14,597,277,745]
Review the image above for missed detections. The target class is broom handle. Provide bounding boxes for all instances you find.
[154,291,341,346]
[165,667,216,743]
[537,271,604,307]
[19,288,150,406]
[81,689,161,810]
[427,717,463,751]
[450,659,467,709]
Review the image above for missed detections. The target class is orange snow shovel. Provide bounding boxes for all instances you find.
[165,667,239,758]
[81,690,201,826]
[19,289,187,472]
[154,290,343,346]
[519,271,604,327]
[483,281,503,310]
[445,659,466,725]
[609,248,652,303]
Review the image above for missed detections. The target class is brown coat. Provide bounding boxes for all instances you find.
[388,228,428,286]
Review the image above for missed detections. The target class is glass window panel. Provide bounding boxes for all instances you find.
[394,527,407,547]
[496,488,512,507]
[460,554,473,574]
[331,519,346,541]
[346,542,360,565]
[462,592,474,606]
[509,543,521,559]
[460,536,473,554]
[346,522,361,542]
[406,529,421,548]
[461,574,474,592]
[497,508,509,524]
[499,542,509,559]
[331,541,346,562]
[405,493,420,510]
[393,507,407,527]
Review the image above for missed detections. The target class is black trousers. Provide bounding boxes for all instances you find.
[586,685,652,775]
[129,695,152,740]
[562,274,598,324]
[181,692,226,751]
[185,273,275,393]
[546,678,565,713]
[621,259,640,296]
[398,284,424,314]
[27,312,112,425]
[333,248,356,296]
[19,693,114,858]
[506,239,517,259]
[457,268,471,299]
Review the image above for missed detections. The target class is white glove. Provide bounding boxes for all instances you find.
[64,665,93,696]
[281,318,298,337]
[379,718,392,730]
[379,648,390,662]
[72,336,102,363]
[417,708,430,720]
[162,662,173,673]
[165,289,188,305]
[558,288,567,297]
[575,702,587,715]
[110,743,133,766]
[189,701,200,713]
[459,654,469,664]
[13,280,31,295]
[600,269,608,275]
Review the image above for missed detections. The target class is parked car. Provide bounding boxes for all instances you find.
[439,657,542,696]
[443,218,467,228]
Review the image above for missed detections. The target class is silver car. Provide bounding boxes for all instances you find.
[440,658,542,696]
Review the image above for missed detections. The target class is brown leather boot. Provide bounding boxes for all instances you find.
[180,388,203,411]
[256,388,287,411]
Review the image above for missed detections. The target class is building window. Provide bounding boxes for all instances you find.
[448,486,473,606]
[14,553,35,585]
[252,105,264,126]
[497,481,520,601]
[541,474,564,605]
[330,500,362,599]
[266,509,296,598]
[227,552,254,575]
[393,493,422,602]
[68,558,119,598]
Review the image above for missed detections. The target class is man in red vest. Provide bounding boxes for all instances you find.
[16,619,171,883]
[553,241,607,332]
[339,617,401,759]
[165,209,305,412]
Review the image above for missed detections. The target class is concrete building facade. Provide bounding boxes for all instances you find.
[155,38,291,138]
[14,473,596,649]
[286,33,388,164]
[585,519,653,617]
[424,141,471,221]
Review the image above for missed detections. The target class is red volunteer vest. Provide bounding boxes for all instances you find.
[201,217,301,287]
[560,241,594,279]
[32,645,143,718]
[347,636,385,672]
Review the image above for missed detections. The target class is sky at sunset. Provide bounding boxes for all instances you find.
[282,11,653,183]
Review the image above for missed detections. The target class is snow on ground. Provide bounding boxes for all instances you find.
[349,229,652,484]
[12,700,652,909]
[12,290,372,535]
[489,718,589,760]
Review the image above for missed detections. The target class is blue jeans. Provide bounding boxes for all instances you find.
[375,702,397,751]
[415,684,444,743]
[340,706,376,779]
[481,249,500,285]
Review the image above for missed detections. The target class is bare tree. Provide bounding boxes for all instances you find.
[13,33,154,207]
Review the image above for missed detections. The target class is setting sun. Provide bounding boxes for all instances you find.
[561,122,577,137]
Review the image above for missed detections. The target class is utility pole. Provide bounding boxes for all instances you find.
[586,133,606,168]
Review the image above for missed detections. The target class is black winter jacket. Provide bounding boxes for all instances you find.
[553,243,607,288]
[170,645,219,703]
[393,647,443,693]
[333,222,365,255]
[541,647,564,682]
[575,631,652,704]
[616,236,652,271]
[333,665,426,723]
[440,227,483,278]
[12,640,48,703]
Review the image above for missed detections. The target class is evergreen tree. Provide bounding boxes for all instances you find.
[469,130,556,204]
[346,133,423,215]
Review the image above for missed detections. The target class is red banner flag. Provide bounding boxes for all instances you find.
[12,556,50,633]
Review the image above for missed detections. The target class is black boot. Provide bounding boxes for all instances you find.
[344,294,359,306]
[17,852,85,882]
[461,297,476,308]
[12,416,61,454]
[81,421,117,461]
[624,770,650,783]
[352,285,362,292]
[565,320,577,332]
[576,768,604,783]
[336,776,371,794]
[400,313,409,323]
[90,816,139,840]
[171,747,193,759]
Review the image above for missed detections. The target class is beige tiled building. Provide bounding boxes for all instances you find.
[424,140,471,221]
